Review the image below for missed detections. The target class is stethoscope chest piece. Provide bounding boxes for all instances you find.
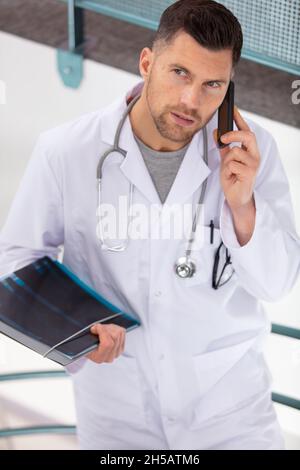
[174,256,196,279]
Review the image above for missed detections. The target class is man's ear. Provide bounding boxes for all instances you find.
[139,47,153,80]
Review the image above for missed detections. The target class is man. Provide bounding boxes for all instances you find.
[1,0,299,449]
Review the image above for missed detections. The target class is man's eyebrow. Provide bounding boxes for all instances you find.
[168,63,227,83]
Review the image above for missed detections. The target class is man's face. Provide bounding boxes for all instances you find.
[141,31,233,144]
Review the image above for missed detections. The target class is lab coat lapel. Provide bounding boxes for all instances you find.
[119,117,162,205]
[101,95,161,205]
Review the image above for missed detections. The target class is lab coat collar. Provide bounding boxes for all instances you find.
[101,81,218,206]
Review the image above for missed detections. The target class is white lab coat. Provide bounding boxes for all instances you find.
[1,80,299,450]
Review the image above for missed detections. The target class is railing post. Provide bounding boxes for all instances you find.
[57,0,85,88]
[68,0,84,51]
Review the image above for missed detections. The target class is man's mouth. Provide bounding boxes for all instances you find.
[171,112,195,127]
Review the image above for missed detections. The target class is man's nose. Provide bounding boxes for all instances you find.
[179,87,201,115]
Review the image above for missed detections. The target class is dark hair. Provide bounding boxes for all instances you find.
[152,0,243,67]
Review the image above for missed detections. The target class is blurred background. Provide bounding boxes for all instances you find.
[0,0,299,450]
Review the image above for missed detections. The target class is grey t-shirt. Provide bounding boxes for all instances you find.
[133,134,190,204]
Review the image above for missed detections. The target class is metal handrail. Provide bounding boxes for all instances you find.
[0,370,67,382]
[0,369,76,439]
[0,425,76,439]
[59,0,300,76]
[271,323,300,340]
[272,393,300,411]
[56,0,300,88]
[270,323,300,410]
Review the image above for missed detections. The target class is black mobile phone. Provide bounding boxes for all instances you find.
[217,80,235,149]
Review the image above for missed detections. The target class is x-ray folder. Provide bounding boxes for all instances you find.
[0,257,140,366]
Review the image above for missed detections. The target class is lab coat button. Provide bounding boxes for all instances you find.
[159,353,165,360]
[166,416,175,423]
[155,291,162,297]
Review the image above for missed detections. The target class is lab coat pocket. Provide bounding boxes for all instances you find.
[181,225,222,286]
[73,352,147,424]
[191,339,271,426]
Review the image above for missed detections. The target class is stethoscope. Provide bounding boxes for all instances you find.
[96,93,209,279]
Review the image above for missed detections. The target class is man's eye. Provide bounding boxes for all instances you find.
[173,68,187,77]
[206,81,221,88]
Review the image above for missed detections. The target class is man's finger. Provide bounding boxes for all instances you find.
[213,128,231,158]
[90,323,115,354]
[116,329,126,356]
[233,105,251,132]
[220,130,258,155]
[104,329,125,362]
[224,160,251,180]
[221,147,259,170]
[90,323,125,361]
